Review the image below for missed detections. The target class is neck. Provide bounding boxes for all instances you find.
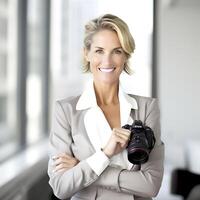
[93,81,119,106]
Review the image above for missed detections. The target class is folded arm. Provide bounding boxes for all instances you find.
[48,101,100,199]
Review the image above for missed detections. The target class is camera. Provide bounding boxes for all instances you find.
[122,120,156,165]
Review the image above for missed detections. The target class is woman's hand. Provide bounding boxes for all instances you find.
[52,153,79,173]
[102,128,131,158]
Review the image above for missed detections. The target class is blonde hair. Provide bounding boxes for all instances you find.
[82,14,135,74]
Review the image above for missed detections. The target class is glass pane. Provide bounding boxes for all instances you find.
[26,0,48,144]
[0,0,19,162]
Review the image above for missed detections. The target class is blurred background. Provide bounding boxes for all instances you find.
[0,0,200,199]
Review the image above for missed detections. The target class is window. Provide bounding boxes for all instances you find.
[0,0,50,162]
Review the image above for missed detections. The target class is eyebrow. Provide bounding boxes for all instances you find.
[94,46,123,50]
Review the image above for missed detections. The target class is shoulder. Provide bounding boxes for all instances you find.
[127,94,160,120]
[56,95,80,107]
[54,95,81,114]
[128,94,158,107]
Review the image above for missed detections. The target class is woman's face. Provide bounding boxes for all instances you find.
[85,29,127,85]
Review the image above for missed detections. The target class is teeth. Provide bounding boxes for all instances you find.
[99,68,115,73]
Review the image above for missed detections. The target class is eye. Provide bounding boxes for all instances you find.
[95,49,104,54]
[114,49,123,54]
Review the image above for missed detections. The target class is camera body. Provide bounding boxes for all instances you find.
[122,120,156,165]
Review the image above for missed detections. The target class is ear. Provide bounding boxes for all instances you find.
[84,48,90,62]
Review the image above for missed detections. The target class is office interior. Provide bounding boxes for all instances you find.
[0,0,200,199]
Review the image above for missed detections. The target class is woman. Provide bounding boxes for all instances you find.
[48,14,164,200]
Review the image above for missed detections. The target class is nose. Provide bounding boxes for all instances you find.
[102,53,113,66]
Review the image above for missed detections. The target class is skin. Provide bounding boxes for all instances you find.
[53,29,131,172]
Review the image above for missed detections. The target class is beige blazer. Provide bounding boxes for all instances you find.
[48,83,164,200]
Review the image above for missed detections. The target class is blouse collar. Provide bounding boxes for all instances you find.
[76,80,138,111]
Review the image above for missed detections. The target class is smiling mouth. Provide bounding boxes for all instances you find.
[98,67,116,73]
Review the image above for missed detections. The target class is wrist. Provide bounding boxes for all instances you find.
[101,148,112,158]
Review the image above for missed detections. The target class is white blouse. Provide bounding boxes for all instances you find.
[76,80,138,175]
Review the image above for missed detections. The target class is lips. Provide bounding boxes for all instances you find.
[98,67,116,73]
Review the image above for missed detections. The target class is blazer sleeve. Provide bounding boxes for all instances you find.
[92,98,164,198]
[48,101,99,199]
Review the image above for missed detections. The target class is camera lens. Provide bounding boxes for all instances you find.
[128,148,149,164]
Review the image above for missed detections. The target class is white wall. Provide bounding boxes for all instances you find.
[157,0,200,167]
[50,0,154,102]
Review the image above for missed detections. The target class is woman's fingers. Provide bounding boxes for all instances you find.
[112,128,131,149]
[52,153,79,172]
[54,157,68,166]
[113,128,131,137]
[54,163,66,172]
[54,163,71,172]
[113,128,131,141]
[52,152,72,160]
[56,156,78,166]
